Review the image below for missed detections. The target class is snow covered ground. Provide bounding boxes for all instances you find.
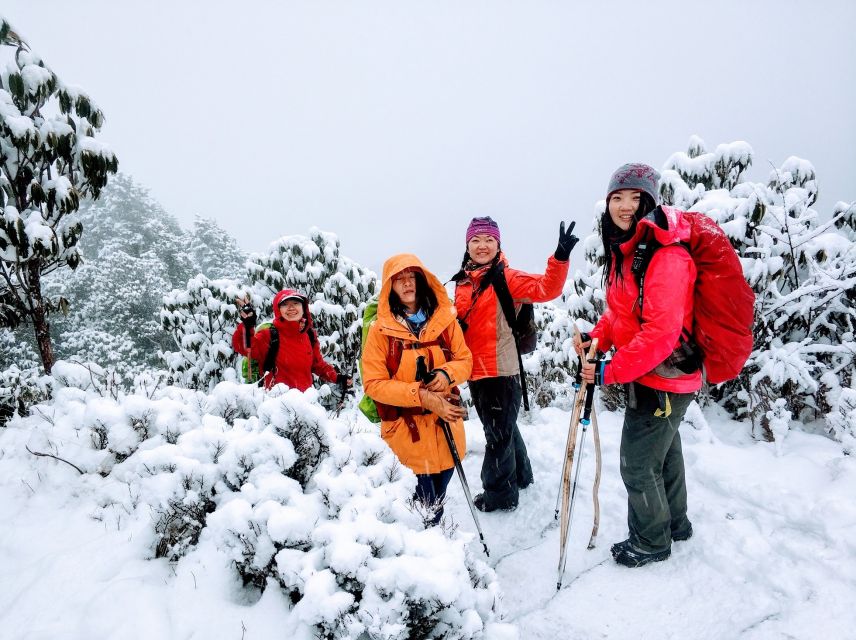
[1,394,854,640]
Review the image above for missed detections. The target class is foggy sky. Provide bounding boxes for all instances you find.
[4,1,854,277]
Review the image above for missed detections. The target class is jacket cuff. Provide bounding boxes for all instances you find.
[602,362,617,386]
[404,382,422,408]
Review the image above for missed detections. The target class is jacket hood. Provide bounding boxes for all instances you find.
[272,288,312,331]
[621,205,692,254]
[377,254,455,340]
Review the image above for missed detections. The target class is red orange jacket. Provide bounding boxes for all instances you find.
[591,209,702,393]
[454,253,569,380]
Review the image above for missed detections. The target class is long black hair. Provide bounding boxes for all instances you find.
[389,269,438,318]
[601,192,657,286]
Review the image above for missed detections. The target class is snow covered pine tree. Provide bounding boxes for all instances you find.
[0,20,118,374]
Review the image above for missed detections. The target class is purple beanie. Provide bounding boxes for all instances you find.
[465,216,501,244]
[606,163,661,203]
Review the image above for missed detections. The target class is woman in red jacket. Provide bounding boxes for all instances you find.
[232,289,350,392]
[578,162,700,568]
[454,216,577,512]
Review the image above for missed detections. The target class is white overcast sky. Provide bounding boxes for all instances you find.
[3,1,855,276]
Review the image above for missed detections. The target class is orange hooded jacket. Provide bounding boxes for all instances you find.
[361,254,473,476]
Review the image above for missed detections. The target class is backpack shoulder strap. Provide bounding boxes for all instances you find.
[491,263,519,337]
[633,240,691,315]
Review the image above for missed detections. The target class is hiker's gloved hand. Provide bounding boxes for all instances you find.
[582,358,608,386]
[419,388,466,422]
[554,220,579,261]
[240,306,256,329]
[236,296,256,328]
[424,369,452,394]
[336,373,353,388]
[573,331,592,357]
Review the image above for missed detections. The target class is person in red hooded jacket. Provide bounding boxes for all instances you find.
[232,289,351,392]
[577,162,700,569]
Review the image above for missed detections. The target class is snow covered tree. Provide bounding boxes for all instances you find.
[186,214,246,280]
[41,173,194,378]
[661,137,856,442]
[245,229,377,376]
[160,275,243,390]
[0,19,118,374]
[522,302,576,410]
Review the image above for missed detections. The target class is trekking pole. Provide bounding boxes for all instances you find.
[334,369,353,417]
[438,416,490,557]
[416,357,489,557]
[557,339,598,591]
[554,324,585,521]
[587,403,602,550]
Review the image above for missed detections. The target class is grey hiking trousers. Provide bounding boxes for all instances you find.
[620,383,695,552]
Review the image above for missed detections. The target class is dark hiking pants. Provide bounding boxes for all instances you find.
[620,383,695,552]
[469,375,533,510]
[415,468,455,526]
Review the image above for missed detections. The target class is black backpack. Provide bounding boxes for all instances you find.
[491,264,537,355]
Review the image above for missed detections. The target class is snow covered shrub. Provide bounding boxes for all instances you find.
[660,137,856,441]
[826,388,856,454]
[0,364,51,426]
[1,378,502,638]
[522,303,575,409]
[245,228,377,376]
[160,275,244,390]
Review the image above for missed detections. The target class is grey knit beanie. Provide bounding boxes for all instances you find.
[606,163,661,203]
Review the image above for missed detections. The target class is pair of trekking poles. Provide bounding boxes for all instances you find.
[555,329,603,590]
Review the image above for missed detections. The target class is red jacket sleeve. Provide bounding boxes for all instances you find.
[590,309,615,354]
[605,246,695,385]
[506,255,570,304]
[310,336,339,383]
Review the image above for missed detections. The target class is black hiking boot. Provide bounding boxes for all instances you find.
[611,539,671,568]
[672,523,693,542]
[474,493,517,513]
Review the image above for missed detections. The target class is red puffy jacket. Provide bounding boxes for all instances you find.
[454,253,569,380]
[591,210,702,393]
[232,289,338,391]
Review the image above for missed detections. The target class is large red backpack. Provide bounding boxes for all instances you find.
[636,207,755,384]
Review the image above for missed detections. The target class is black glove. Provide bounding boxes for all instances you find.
[240,304,257,329]
[554,220,579,262]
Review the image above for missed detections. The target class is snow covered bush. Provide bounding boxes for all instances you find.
[0,19,118,373]
[0,362,502,638]
[521,303,576,410]
[160,275,244,390]
[245,228,377,376]
[660,137,856,441]
[0,363,50,426]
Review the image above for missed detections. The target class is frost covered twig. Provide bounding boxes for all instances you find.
[25,444,84,474]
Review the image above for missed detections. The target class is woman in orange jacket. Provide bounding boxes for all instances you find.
[362,254,472,526]
[453,216,577,512]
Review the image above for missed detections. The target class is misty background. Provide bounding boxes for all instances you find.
[4,0,854,275]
